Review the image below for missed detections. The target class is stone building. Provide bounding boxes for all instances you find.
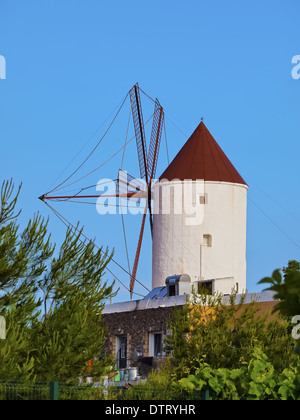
[102,294,186,381]
[102,287,276,383]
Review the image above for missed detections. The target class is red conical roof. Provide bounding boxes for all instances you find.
[159,121,247,185]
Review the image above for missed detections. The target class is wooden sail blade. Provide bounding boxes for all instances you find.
[147,99,164,183]
[144,99,164,237]
[129,83,148,184]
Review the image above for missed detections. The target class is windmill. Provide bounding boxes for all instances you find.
[39,83,165,299]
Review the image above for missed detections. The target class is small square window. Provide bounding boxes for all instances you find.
[199,195,206,205]
[203,234,212,247]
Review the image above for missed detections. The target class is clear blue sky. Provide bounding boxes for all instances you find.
[1,0,300,302]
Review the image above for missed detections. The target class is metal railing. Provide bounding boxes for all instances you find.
[0,380,50,400]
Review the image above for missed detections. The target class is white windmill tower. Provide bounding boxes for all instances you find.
[152,121,248,296]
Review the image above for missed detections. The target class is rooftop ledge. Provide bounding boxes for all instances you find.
[103,291,276,315]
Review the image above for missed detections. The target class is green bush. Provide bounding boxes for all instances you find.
[174,347,300,400]
[165,290,295,380]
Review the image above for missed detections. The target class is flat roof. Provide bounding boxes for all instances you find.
[103,291,276,315]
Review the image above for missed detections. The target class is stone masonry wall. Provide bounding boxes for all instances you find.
[102,305,183,376]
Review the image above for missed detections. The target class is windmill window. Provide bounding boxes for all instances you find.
[203,234,212,247]
[199,194,207,205]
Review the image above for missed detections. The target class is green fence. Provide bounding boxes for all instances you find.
[0,380,104,400]
[0,380,50,400]
[0,380,209,401]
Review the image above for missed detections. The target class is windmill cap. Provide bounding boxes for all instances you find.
[159,121,247,186]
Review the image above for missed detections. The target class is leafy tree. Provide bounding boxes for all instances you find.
[258,264,300,354]
[165,288,294,381]
[283,260,300,280]
[0,179,54,379]
[0,179,115,381]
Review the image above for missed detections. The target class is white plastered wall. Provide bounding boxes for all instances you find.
[152,180,248,295]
